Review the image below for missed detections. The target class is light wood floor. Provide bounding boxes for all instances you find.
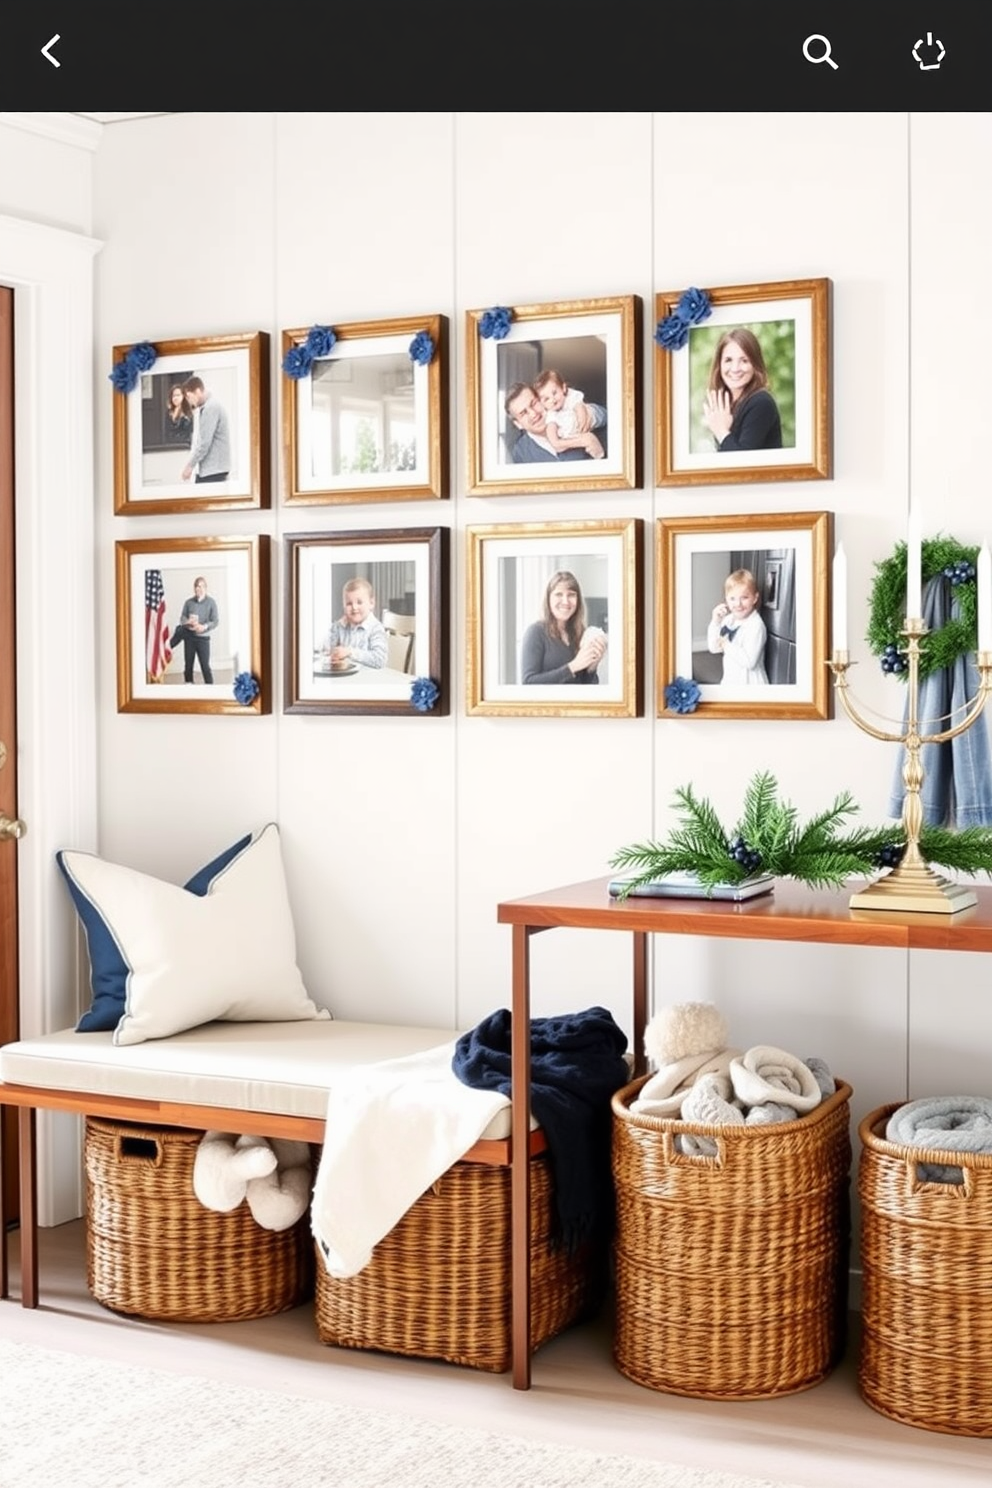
[2,1221,989,1488]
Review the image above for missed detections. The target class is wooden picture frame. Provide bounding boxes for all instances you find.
[467,518,642,717]
[657,511,833,721]
[116,535,269,715]
[655,278,831,487]
[284,526,448,716]
[465,296,640,496]
[112,332,269,515]
[281,315,447,505]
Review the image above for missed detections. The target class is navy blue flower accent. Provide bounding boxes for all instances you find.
[233,672,260,706]
[282,343,314,380]
[664,676,701,714]
[676,287,712,325]
[282,324,338,380]
[654,286,712,353]
[305,324,336,359]
[109,340,158,394]
[479,306,512,340]
[410,676,439,713]
[409,331,435,366]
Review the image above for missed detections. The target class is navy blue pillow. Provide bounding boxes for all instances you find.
[59,832,252,1033]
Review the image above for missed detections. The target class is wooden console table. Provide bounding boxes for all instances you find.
[497,875,992,1389]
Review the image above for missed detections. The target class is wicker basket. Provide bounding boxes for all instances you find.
[85,1117,314,1322]
[611,1074,852,1400]
[314,1150,602,1372]
[858,1103,992,1436]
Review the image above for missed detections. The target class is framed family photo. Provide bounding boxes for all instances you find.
[655,278,831,487]
[284,526,448,717]
[115,535,269,715]
[281,315,447,505]
[112,332,269,515]
[657,511,832,721]
[466,518,642,718]
[465,296,641,496]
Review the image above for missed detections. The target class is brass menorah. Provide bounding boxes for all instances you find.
[828,619,992,913]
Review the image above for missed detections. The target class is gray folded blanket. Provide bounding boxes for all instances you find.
[885,1095,992,1184]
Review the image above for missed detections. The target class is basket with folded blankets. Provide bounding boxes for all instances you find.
[859,1095,992,1436]
[312,1006,631,1372]
[612,1001,852,1400]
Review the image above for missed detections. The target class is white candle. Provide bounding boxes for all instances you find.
[906,510,922,620]
[979,539,992,653]
[832,542,848,653]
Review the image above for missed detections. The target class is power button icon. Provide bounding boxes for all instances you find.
[912,32,945,70]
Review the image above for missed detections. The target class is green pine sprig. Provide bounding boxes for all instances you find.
[610,771,992,898]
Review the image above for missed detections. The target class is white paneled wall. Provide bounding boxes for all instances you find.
[5,111,991,1149]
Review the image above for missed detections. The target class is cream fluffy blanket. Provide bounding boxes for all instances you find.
[311,1041,510,1278]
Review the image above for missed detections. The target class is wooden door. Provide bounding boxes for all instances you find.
[0,286,19,1220]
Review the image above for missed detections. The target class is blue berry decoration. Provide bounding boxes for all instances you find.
[875,841,905,869]
[880,642,907,675]
[727,834,763,874]
[944,559,976,587]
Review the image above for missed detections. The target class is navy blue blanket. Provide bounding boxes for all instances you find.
[451,1006,629,1252]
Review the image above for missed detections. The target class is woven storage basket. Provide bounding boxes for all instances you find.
[858,1103,992,1436]
[314,1150,602,1372]
[85,1117,314,1323]
[612,1074,852,1400]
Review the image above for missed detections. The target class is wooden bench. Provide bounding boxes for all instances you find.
[0,1019,544,1321]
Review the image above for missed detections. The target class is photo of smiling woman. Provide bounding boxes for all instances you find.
[520,570,607,685]
[701,328,783,453]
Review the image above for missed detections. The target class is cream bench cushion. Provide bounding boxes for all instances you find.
[0,1020,516,1139]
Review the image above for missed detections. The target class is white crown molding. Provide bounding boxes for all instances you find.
[0,112,102,150]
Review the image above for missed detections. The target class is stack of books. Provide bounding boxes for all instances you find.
[607,870,774,902]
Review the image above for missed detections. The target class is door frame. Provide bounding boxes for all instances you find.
[2,211,101,1223]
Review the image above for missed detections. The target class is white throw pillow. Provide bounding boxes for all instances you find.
[57,823,329,1046]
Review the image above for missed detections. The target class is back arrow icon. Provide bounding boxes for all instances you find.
[41,34,61,68]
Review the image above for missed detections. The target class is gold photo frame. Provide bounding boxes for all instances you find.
[112,331,269,515]
[467,518,642,717]
[465,296,640,496]
[116,535,269,715]
[281,315,447,505]
[655,278,831,487]
[657,511,833,721]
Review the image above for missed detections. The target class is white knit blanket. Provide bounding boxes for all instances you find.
[311,1041,510,1278]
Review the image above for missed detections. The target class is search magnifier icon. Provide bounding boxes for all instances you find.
[803,34,838,69]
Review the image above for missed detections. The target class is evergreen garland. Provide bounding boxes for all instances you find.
[610,771,992,896]
[866,535,978,681]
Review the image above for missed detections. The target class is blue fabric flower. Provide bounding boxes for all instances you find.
[410,677,439,713]
[675,287,712,325]
[654,314,690,352]
[233,672,260,706]
[479,306,512,341]
[282,343,314,380]
[409,331,435,366]
[305,324,336,358]
[129,341,158,373]
[664,676,701,714]
[109,359,138,393]
[109,339,158,393]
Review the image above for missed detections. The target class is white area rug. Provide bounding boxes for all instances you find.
[0,1336,808,1488]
